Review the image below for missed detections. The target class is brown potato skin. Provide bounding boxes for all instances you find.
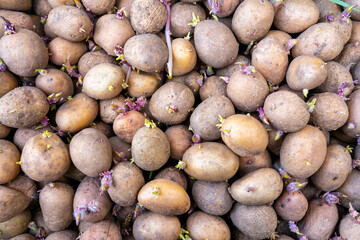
[164,125,192,160]
[232,0,274,44]
[34,0,53,16]
[81,220,122,240]
[113,111,146,143]
[13,126,54,151]
[55,93,98,133]
[0,186,31,223]
[48,37,87,66]
[0,122,11,139]
[314,0,341,19]
[203,0,240,18]
[215,55,250,77]
[78,50,117,77]
[344,0,360,21]
[190,95,235,141]
[183,142,239,182]
[108,161,145,206]
[47,0,75,7]
[337,169,360,210]
[350,21,360,43]
[138,179,191,215]
[0,0,32,11]
[192,181,233,215]
[0,70,17,98]
[155,167,188,190]
[39,183,74,231]
[0,209,31,239]
[221,114,269,157]
[238,150,272,175]
[131,126,170,171]
[342,90,360,138]
[230,203,277,239]
[339,214,360,240]
[10,233,36,240]
[171,38,197,77]
[45,230,78,240]
[0,140,20,184]
[337,43,360,69]
[133,211,181,240]
[280,125,327,179]
[70,128,112,177]
[169,71,201,95]
[199,76,227,101]
[100,95,127,124]
[263,91,310,133]
[127,71,161,98]
[82,0,115,15]
[274,190,308,221]
[187,211,231,240]
[0,10,38,36]
[194,20,238,68]
[264,30,292,48]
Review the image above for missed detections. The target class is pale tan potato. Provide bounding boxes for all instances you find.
[274,190,308,221]
[171,38,197,77]
[127,71,161,98]
[350,21,360,43]
[337,43,360,69]
[48,37,87,66]
[10,233,36,240]
[45,230,78,240]
[342,90,360,138]
[337,169,360,210]
[82,0,115,15]
[99,95,127,124]
[0,140,20,184]
[0,70,18,98]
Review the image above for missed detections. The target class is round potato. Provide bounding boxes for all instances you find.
[339,213,360,240]
[154,167,188,190]
[274,190,308,221]
[337,169,360,210]
[0,140,20,184]
[45,230,78,240]
[169,71,201,95]
[215,55,250,77]
[342,90,360,138]
[0,209,31,239]
[13,126,54,151]
[78,50,117,77]
[34,0,53,16]
[82,0,115,15]
[264,30,292,48]
[0,70,18,98]
[48,37,87,66]
[113,110,146,143]
[127,71,161,98]
[0,186,32,223]
[99,95,127,124]
[81,220,121,240]
[238,150,272,175]
[0,122,10,139]
[164,125,192,160]
[171,38,197,77]
[199,76,227,101]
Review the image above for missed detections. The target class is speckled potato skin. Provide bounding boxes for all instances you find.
[264,30,292,48]
[45,230,78,240]
[113,111,146,143]
[0,210,31,239]
[0,70,18,98]
[0,122,11,139]
[0,186,32,223]
[138,179,191,215]
[78,50,117,77]
[164,125,192,160]
[187,211,231,240]
[0,0,32,11]
[81,220,122,240]
[13,126,54,151]
[99,95,126,124]
[0,10,37,36]
[48,37,87,66]
[337,169,360,210]
[314,0,341,19]
[194,20,239,68]
[133,211,181,240]
[45,5,92,42]
[21,133,70,182]
[0,140,20,184]
[280,125,327,179]
[238,150,272,175]
[199,76,227,101]
[34,0,53,17]
[274,190,308,221]
[169,71,201,95]
[215,55,250,77]
[342,90,360,138]
[155,167,188,190]
[82,0,115,15]
[190,95,235,141]
[340,214,360,240]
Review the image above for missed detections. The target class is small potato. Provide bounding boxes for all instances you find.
[5,175,37,200]
[0,122,10,139]
[0,140,20,184]
[194,20,238,68]
[89,121,113,137]
[314,0,341,19]
[94,14,135,56]
[149,82,195,125]
[138,179,191,215]
[154,167,188,190]
[0,210,31,239]
[21,132,70,182]
[203,0,240,18]
[221,114,269,157]
[264,30,291,48]
[83,63,124,100]
[64,162,86,181]
[171,38,197,77]
[48,37,87,66]
[227,69,269,112]
[231,168,283,205]
[70,128,112,177]
[342,90,360,138]
[190,95,235,141]
[309,93,349,131]
[45,6,92,42]
[267,129,285,156]
[192,181,233,215]
[164,125,192,160]
[55,93,98,133]
[232,0,274,44]
[263,91,310,133]
[230,203,277,239]
[133,211,181,240]
[113,111,146,143]
[34,0,53,17]
[39,183,74,231]
[108,161,145,206]
[10,233,36,240]
[0,10,37,36]
[199,76,227,101]
[215,55,250,77]
[0,0,32,11]
[238,150,272,175]
[78,50,117,77]
[187,211,231,240]
[169,71,201,95]
[82,0,115,15]
[13,126,54,151]
[81,220,121,240]
[274,190,308,221]
[127,71,161,98]
[277,83,304,100]
[47,0,75,7]
[124,34,168,73]
[337,43,360,69]
[99,95,127,124]
[0,70,18,98]
[131,126,170,171]
[339,214,360,240]
[337,169,360,210]
[280,125,327,179]
[45,230,78,240]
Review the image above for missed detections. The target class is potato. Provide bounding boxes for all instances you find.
[47,0,75,7]
[274,190,308,221]
[0,140,20,184]
[10,233,36,240]
[298,198,338,239]
[199,76,227,101]
[73,177,112,223]
[192,181,233,215]
[165,125,192,160]
[194,20,238,68]
[0,123,10,139]
[78,50,116,77]
[131,126,170,171]
[89,119,114,137]
[149,82,195,125]
[20,131,70,182]
[231,168,283,205]
[263,91,310,133]
[221,114,269,157]
[55,93,98,133]
[321,11,353,45]
[277,83,305,100]
[187,211,231,240]
[48,37,87,66]
[70,128,112,177]
[64,162,86,181]
[127,71,161,98]
[203,0,240,18]
[0,210,31,239]
[154,167,188,190]
[94,14,135,56]
[170,2,206,38]
[232,0,274,44]
[227,69,269,112]
[238,150,272,175]
[35,69,74,101]
[13,126,54,151]
[34,0,53,17]
[280,125,327,179]
[349,21,360,43]
[45,230,78,240]
[339,214,360,240]
[138,179,191,215]
[267,129,285,156]
[251,36,288,85]
[337,169,360,210]
[45,6,92,42]
[292,23,344,61]
[230,203,277,239]
[81,220,121,240]
[0,0,31,11]
[83,63,124,100]
[232,228,257,240]
[215,55,250,77]
[264,30,292,48]
[0,29,48,77]
[169,71,201,95]
[99,95,127,124]
[309,93,349,131]
[129,0,167,34]
[183,142,239,181]
[314,0,341,19]
[190,95,235,141]
[0,71,17,98]
[39,183,74,231]
[0,186,32,223]
[116,0,134,16]
[124,34,168,73]
[342,90,360,138]
[29,209,54,236]
[133,211,181,240]
[82,0,115,15]
[113,111,146,143]
[171,38,197,77]
[0,10,40,36]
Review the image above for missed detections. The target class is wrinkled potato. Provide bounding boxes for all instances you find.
[342,90,360,138]
[0,70,18,98]
[238,150,272,175]
[113,111,146,143]
[127,71,161,98]
[274,190,308,221]
[48,37,87,66]
[81,220,122,240]
[0,140,20,184]
[155,167,188,190]
[78,50,117,77]
[164,125,192,160]
[0,209,31,239]
[82,0,115,15]
[199,76,227,101]
[171,38,197,77]
[337,169,360,210]
[99,95,127,124]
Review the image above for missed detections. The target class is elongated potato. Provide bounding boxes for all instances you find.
[0,140,20,184]
[342,90,360,138]
[171,38,197,77]
[337,169,360,210]
[0,209,31,239]
[164,125,192,160]
[0,186,32,222]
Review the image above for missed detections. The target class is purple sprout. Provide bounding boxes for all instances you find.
[349,203,360,224]
[219,76,230,83]
[0,58,6,72]
[187,203,196,214]
[287,182,308,194]
[326,12,335,22]
[341,5,357,24]
[192,134,201,144]
[99,171,113,195]
[257,108,270,126]
[114,45,124,61]
[288,221,303,235]
[47,92,63,104]
[115,151,128,162]
[208,0,220,15]
[125,96,147,111]
[116,7,128,19]
[322,192,345,205]
[73,206,87,226]
[273,161,291,179]
[348,122,356,129]
[112,204,121,216]
[62,59,83,86]
[286,39,298,54]
[166,105,177,113]
[112,104,127,115]
[41,35,52,44]
[74,0,95,21]
[351,159,360,171]
[87,201,100,212]
[246,185,255,193]
[160,0,173,79]
[134,202,145,218]
[1,16,16,35]
[299,236,309,240]
[274,130,284,141]
[197,75,204,86]
[338,80,359,101]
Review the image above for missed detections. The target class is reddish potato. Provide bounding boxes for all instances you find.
[274,190,308,221]
[164,125,192,160]
[113,111,146,143]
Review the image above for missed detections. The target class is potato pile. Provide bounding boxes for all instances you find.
[1,0,360,239]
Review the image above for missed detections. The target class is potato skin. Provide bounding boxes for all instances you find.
[0,140,20,184]
[81,220,122,240]
[99,95,126,124]
[45,230,78,240]
[337,169,360,210]
[82,0,115,15]
[10,233,36,240]
[113,111,146,143]
[0,0,32,11]
[127,71,161,98]
[34,0,53,16]
[203,0,240,18]
[187,211,231,240]
[133,211,181,240]
[314,0,341,19]
[155,167,188,190]
[238,150,272,175]
[199,76,227,101]
[183,142,239,182]
[0,122,10,139]
[194,20,238,68]
[0,209,31,239]
[138,179,190,215]
[215,55,250,77]
[339,214,360,240]
[0,10,37,37]
[342,90,360,138]
[47,0,75,7]
[164,125,192,160]
[264,30,291,48]
[78,50,117,77]
[0,186,31,223]
[274,190,308,221]
[0,70,17,98]
[171,38,197,77]
[169,71,201,95]
[48,37,87,66]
